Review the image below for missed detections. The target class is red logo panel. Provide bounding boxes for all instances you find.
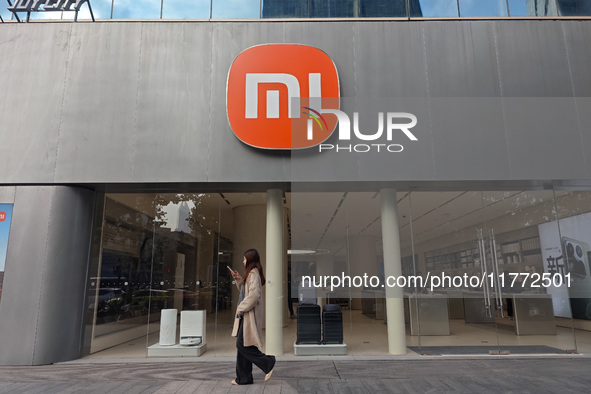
[227,44,340,150]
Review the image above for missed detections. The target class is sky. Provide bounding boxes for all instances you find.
[0,204,13,272]
[1,1,534,21]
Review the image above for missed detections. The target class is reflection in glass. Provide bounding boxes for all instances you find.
[262,0,309,18]
[507,0,528,16]
[113,0,162,19]
[212,0,260,19]
[408,191,581,352]
[459,0,508,17]
[18,0,106,21]
[418,0,459,17]
[360,0,422,17]
[1,6,14,21]
[523,0,558,16]
[557,0,591,16]
[85,0,113,19]
[87,193,243,354]
[311,0,355,18]
[289,192,389,352]
[92,195,158,333]
[553,192,591,323]
[262,0,424,18]
[163,0,210,19]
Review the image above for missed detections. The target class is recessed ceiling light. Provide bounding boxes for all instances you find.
[287,249,316,255]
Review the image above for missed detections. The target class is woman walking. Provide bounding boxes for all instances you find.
[229,249,276,385]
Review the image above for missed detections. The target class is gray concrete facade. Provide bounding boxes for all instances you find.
[2,19,591,366]
[0,186,95,365]
[0,20,590,186]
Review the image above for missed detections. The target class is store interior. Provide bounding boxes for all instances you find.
[82,190,591,359]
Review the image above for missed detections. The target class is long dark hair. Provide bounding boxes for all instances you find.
[244,248,265,286]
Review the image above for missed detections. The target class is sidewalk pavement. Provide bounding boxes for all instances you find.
[1,355,591,393]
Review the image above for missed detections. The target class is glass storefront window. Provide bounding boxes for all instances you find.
[90,194,158,338]
[83,189,591,358]
[553,191,591,353]
[406,190,582,355]
[85,192,272,356]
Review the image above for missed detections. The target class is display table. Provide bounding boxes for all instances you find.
[462,291,556,335]
[361,289,386,320]
[462,292,496,323]
[512,293,556,335]
[445,290,465,319]
[407,294,450,335]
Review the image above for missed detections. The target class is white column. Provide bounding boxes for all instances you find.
[315,254,335,308]
[232,205,266,314]
[266,189,283,355]
[381,188,406,355]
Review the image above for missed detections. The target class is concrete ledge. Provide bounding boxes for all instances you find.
[147,343,207,357]
[294,342,347,356]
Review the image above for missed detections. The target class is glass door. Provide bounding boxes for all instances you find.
[408,190,577,355]
[481,191,576,354]
[406,191,499,354]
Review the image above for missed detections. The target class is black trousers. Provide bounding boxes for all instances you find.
[235,318,275,385]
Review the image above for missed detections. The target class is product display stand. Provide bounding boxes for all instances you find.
[148,310,207,357]
[294,303,347,356]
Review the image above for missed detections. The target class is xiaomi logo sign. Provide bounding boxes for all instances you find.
[227,44,340,150]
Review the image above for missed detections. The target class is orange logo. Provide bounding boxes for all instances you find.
[227,44,340,150]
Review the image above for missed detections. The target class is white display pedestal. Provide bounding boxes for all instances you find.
[148,343,208,357]
[148,309,208,357]
[293,342,347,356]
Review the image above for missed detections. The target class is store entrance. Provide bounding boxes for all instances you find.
[405,190,586,355]
[84,189,591,359]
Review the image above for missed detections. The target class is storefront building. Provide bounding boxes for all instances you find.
[2,0,591,366]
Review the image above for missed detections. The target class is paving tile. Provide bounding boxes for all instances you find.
[2,383,41,394]
[175,381,207,394]
[2,358,591,394]
[328,378,352,394]
[13,382,73,394]
[191,380,221,393]
[278,382,299,394]
[153,381,194,394]
[55,380,109,393]
[342,379,370,394]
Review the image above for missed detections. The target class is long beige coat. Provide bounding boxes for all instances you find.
[231,268,264,348]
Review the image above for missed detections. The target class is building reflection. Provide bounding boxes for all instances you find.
[262,0,423,18]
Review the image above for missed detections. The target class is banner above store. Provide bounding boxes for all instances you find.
[7,0,95,22]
